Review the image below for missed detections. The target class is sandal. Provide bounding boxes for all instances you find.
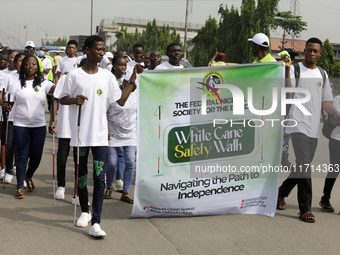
[120,194,133,204]
[104,188,113,199]
[277,197,286,210]
[298,211,316,223]
[16,188,25,199]
[25,175,35,192]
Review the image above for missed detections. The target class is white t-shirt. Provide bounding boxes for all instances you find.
[124,60,145,81]
[106,64,113,72]
[1,69,10,75]
[53,75,71,138]
[8,79,53,127]
[81,54,110,69]
[2,72,19,122]
[285,62,333,138]
[56,56,81,75]
[154,62,184,70]
[331,95,340,141]
[107,75,136,147]
[59,68,122,147]
[40,57,52,80]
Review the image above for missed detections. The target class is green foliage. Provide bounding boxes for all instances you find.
[113,19,182,55]
[45,37,67,46]
[273,11,307,50]
[191,16,219,67]
[318,39,340,95]
[191,0,279,66]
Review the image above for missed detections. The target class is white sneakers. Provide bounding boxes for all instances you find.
[55,187,65,200]
[76,212,92,227]
[72,196,90,206]
[4,173,13,184]
[72,196,81,206]
[89,223,106,237]
[0,169,4,179]
[113,179,123,192]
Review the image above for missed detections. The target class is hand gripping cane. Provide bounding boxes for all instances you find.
[73,105,82,225]
[3,93,10,189]
[51,96,56,205]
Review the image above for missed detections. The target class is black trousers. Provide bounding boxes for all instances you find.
[322,138,340,198]
[279,132,318,213]
[57,138,71,187]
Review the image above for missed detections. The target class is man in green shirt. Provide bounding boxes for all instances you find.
[248,33,276,63]
[40,46,55,82]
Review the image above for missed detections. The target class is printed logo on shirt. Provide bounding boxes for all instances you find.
[317,81,322,88]
[96,88,103,96]
[79,147,86,156]
[34,87,40,93]
[73,63,77,68]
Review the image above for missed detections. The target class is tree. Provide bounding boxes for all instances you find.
[113,19,182,55]
[318,39,340,95]
[273,11,307,50]
[45,37,67,46]
[190,0,279,66]
[191,16,219,67]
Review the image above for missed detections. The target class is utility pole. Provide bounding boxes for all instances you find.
[290,0,300,48]
[91,0,93,35]
[183,0,189,59]
[23,24,29,42]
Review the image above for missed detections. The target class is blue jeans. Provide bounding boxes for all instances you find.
[116,147,125,180]
[106,146,125,188]
[73,146,107,225]
[106,146,136,193]
[13,126,46,188]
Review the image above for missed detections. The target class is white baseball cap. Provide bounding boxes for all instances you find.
[25,41,35,48]
[105,52,113,59]
[248,33,269,47]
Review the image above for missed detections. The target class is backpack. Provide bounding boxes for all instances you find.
[288,63,335,139]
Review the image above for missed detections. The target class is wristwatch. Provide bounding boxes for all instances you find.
[128,80,137,91]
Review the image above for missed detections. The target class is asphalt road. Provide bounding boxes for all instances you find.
[1,110,340,255]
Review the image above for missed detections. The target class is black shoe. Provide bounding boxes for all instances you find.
[319,199,334,212]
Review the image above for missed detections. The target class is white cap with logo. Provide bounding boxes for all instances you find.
[25,41,35,48]
[248,33,269,47]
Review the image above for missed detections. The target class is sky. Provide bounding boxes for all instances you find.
[0,0,339,48]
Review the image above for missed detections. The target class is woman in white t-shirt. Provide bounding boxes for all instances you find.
[106,56,142,203]
[8,55,55,199]
[105,56,128,197]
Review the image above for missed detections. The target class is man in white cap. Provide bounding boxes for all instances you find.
[24,41,44,76]
[248,33,276,63]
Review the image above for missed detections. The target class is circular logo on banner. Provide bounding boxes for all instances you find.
[34,87,40,93]
[96,88,103,96]
[202,71,225,93]
[317,81,322,88]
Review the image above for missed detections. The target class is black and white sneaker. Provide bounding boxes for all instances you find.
[319,199,334,212]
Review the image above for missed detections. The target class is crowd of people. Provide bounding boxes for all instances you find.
[0,32,339,237]
[0,36,184,237]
